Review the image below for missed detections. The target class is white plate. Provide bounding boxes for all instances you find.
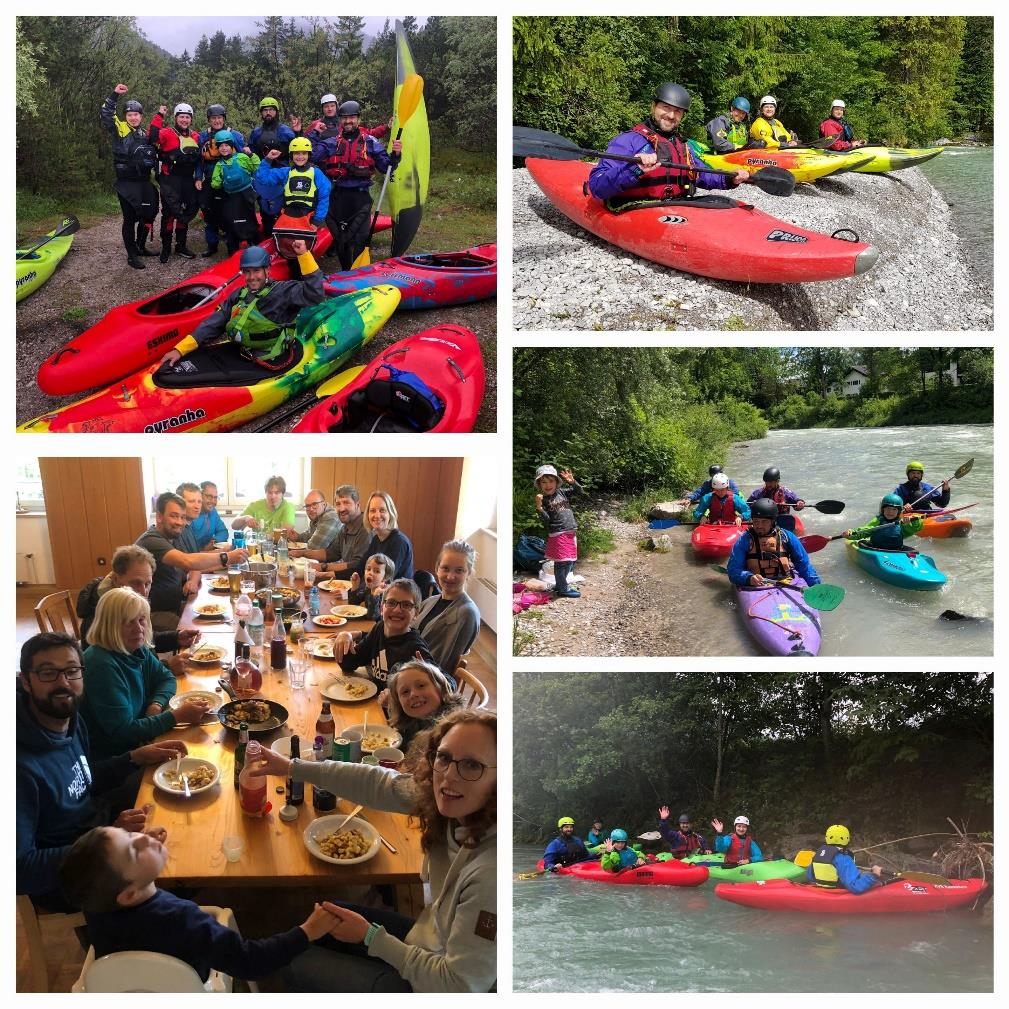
[153,757,220,796]
[187,644,227,664]
[343,724,402,753]
[303,814,380,865]
[194,604,230,620]
[331,604,368,618]
[312,614,347,628]
[306,638,338,660]
[318,579,352,593]
[320,676,378,703]
[169,690,220,715]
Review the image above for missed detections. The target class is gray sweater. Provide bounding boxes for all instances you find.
[293,760,496,992]
[411,591,481,677]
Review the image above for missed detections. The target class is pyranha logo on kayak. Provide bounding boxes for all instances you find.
[16,271,38,288]
[147,328,180,350]
[144,407,207,433]
[766,230,808,244]
[658,215,687,224]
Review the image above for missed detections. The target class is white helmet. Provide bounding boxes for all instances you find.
[711,473,730,490]
[734,815,750,826]
[830,99,845,109]
[320,93,338,105]
[534,464,558,486]
[174,103,194,117]
[759,95,777,108]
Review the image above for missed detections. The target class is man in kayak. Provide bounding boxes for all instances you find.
[808,824,882,892]
[893,461,950,512]
[705,96,752,153]
[100,84,160,269]
[711,815,764,866]
[657,809,712,857]
[542,817,594,872]
[693,473,751,526]
[250,97,298,238]
[149,102,202,262]
[586,818,607,847]
[819,100,867,152]
[748,95,799,150]
[159,239,324,369]
[726,497,822,587]
[683,465,739,504]
[746,466,806,532]
[600,829,646,873]
[195,104,247,257]
[588,82,749,208]
[843,493,924,550]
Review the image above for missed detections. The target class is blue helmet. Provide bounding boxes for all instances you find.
[214,129,233,145]
[730,96,751,114]
[881,493,904,511]
[240,246,271,269]
[610,828,628,842]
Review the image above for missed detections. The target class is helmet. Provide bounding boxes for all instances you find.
[124,99,143,113]
[259,96,280,111]
[214,130,234,145]
[320,93,338,105]
[677,813,692,824]
[207,104,226,119]
[174,103,194,117]
[610,828,628,842]
[830,99,846,109]
[825,824,850,846]
[906,460,925,476]
[239,246,271,269]
[759,95,777,108]
[708,464,723,477]
[881,493,904,511]
[763,467,780,482]
[289,137,313,153]
[734,816,750,827]
[534,464,558,486]
[338,100,362,117]
[557,816,575,829]
[711,473,730,490]
[750,498,778,521]
[730,96,751,114]
[653,82,691,111]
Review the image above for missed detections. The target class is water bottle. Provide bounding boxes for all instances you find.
[248,600,265,646]
[309,586,321,618]
[278,534,289,566]
[235,591,252,620]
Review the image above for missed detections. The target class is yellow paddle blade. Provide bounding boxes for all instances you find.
[793,849,815,868]
[351,246,371,269]
[397,73,425,128]
[515,870,546,880]
[315,365,367,398]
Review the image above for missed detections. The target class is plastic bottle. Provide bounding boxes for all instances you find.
[235,591,252,621]
[309,586,321,618]
[239,741,269,816]
[270,607,287,672]
[278,534,289,567]
[234,722,249,789]
[248,600,265,646]
[286,735,304,805]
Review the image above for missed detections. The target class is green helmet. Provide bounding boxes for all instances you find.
[610,828,628,842]
[906,461,925,476]
[881,493,904,511]
[557,816,575,829]
[259,96,280,111]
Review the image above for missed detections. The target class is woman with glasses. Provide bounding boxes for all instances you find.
[250,707,497,992]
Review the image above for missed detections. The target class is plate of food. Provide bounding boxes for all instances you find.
[169,690,220,716]
[312,614,347,628]
[290,542,307,549]
[218,698,289,736]
[331,604,368,619]
[317,579,353,593]
[306,638,339,660]
[208,575,231,593]
[320,677,377,703]
[187,643,227,664]
[303,814,380,866]
[153,756,220,796]
[194,603,229,620]
[343,724,402,754]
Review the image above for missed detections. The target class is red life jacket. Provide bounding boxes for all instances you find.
[723,833,754,866]
[708,492,737,523]
[323,130,376,182]
[157,125,200,177]
[745,528,794,579]
[617,124,696,201]
[670,831,704,858]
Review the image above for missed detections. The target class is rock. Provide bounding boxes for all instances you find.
[648,500,685,519]
[652,534,673,553]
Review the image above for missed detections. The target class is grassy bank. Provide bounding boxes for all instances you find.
[17,188,120,242]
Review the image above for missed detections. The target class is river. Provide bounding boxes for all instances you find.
[512,845,992,992]
[652,424,993,656]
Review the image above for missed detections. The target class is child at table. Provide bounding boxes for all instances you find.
[60,826,338,984]
[386,660,461,754]
[534,464,583,599]
[345,553,395,621]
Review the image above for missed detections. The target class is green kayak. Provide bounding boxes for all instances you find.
[682,852,807,883]
[16,221,75,303]
[822,146,944,173]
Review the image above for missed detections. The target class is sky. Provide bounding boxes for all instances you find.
[134,16,426,57]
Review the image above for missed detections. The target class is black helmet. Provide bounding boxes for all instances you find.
[751,498,778,521]
[207,103,226,119]
[708,464,723,477]
[338,100,362,117]
[763,467,781,482]
[653,82,691,112]
[124,99,143,113]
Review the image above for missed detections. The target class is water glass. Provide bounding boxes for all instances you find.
[288,651,306,690]
[304,564,316,587]
[241,577,256,596]
[222,836,244,862]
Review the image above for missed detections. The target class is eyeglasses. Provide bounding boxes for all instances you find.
[382,599,415,611]
[431,750,496,781]
[304,499,325,510]
[203,493,219,501]
[32,665,84,683]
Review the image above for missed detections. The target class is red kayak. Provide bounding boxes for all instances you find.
[715,877,986,913]
[323,244,497,308]
[292,324,485,434]
[537,858,708,886]
[692,522,747,559]
[525,157,878,284]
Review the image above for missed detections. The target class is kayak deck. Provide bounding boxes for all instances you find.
[846,539,947,591]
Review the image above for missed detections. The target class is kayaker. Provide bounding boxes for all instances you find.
[208,133,261,254]
[534,464,583,599]
[683,464,739,504]
[748,96,799,150]
[711,815,764,866]
[693,473,751,527]
[843,493,924,551]
[726,497,822,587]
[249,97,298,238]
[158,240,324,369]
[195,104,247,257]
[100,84,160,269]
[149,102,202,263]
[892,461,950,512]
[586,818,607,847]
[657,808,712,857]
[819,100,867,152]
[808,824,882,892]
[746,466,806,533]
[600,829,646,873]
[542,817,593,872]
[588,83,749,208]
[320,100,402,269]
[306,93,391,180]
[705,96,752,153]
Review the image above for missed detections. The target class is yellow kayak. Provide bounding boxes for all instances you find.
[693,145,872,184]
[822,146,944,173]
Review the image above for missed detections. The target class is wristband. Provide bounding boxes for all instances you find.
[363,922,381,947]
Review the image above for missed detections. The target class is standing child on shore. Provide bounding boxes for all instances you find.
[534,465,583,599]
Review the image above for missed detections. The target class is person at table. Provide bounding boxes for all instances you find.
[711,815,764,866]
[77,545,199,675]
[386,659,462,753]
[726,497,821,588]
[746,466,806,533]
[347,552,395,620]
[353,491,415,579]
[191,480,229,547]
[175,481,207,550]
[683,464,739,504]
[280,488,342,554]
[81,588,210,761]
[657,808,712,857]
[542,816,594,871]
[250,708,498,992]
[892,460,951,513]
[136,491,248,631]
[230,474,297,533]
[17,632,182,910]
[807,824,882,893]
[842,493,924,550]
[296,483,370,570]
[693,473,751,526]
[411,539,481,679]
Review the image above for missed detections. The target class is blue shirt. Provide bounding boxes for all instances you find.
[190,508,228,549]
[806,851,880,894]
[726,527,821,587]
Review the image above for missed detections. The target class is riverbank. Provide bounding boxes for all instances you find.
[512,162,992,331]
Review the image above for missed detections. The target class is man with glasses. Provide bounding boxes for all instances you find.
[189,480,229,548]
[294,484,369,571]
[16,632,184,909]
[282,488,342,555]
[657,807,712,857]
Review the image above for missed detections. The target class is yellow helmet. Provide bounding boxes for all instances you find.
[557,816,575,828]
[825,824,850,846]
[289,137,313,154]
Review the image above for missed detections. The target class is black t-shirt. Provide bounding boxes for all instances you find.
[341,625,440,685]
[136,526,185,614]
[417,594,452,634]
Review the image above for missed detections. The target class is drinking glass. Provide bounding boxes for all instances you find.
[241,576,256,596]
[288,650,306,690]
[304,564,316,587]
[227,567,242,596]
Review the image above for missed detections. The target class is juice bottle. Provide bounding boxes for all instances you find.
[239,741,269,816]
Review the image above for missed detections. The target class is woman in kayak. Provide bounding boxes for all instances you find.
[543,817,594,871]
[693,473,751,526]
[808,824,882,892]
[843,493,924,551]
[705,96,752,153]
[600,829,646,873]
[726,497,821,587]
[749,96,799,150]
[746,466,806,533]
[893,460,951,512]
[711,815,764,867]
[819,100,867,152]
[588,82,749,208]
[535,465,583,599]
[657,809,712,857]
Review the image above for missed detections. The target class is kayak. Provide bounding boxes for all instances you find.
[715,876,986,913]
[735,576,822,657]
[292,324,485,433]
[683,853,807,884]
[558,859,709,887]
[16,225,75,303]
[525,158,879,284]
[917,513,972,538]
[323,244,497,308]
[16,287,400,434]
[691,522,747,559]
[846,539,947,591]
[693,144,873,184]
[822,146,944,173]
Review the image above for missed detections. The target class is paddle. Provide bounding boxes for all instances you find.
[513,127,796,198]
[709,566,845,611]
[793,850,950,884]
[515,868,549,880]
[648,519,681,529]
[192,271,242,310]
[352,73,424,269]
[778,499,845,514]
[908,457,973,510]
[16,215,80,261]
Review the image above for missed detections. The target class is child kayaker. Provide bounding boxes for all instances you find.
[693,473,751,526]
[657,808,712,857]
[746,466,806,532]
[711,815,764,866]
[209,132,261,253]
[808,824,883,893]
[727,498,821,588]
[600,829,646,873]
[843,493,924,550]
[534,464,583,599]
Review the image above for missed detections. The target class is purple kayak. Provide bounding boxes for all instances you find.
[735,577,822,656]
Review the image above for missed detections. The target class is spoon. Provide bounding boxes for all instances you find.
[181,773,191,798]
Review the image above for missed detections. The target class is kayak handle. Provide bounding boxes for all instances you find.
[50,346,80,366]
[448,358,467,383]
[831,228,860,243]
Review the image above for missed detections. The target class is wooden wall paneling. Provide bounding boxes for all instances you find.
[105,459,147,545]
[355,459,380,501]
[38,459,71,590]
[80,459,111,582]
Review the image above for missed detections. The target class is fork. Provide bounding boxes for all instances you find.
[181,773,191,798]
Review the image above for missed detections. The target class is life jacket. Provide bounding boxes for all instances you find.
[555,835,586,867]
[707,114,748,151]
[225,285,292,360]
[257,122,287,159]
[219,154,253,194]
[617,123,696,201]
[669,831,704,858]
[161,126,200,176]
[326,129,377,181]
[810,843,849,887]
[707,492,737,524]
[823,118,855,143]
[755,487,790,515]
[283,165,318,216]
[751,116,793,146]
[723,832,754,867]
[745,528,793,579]
[114,128,158,179]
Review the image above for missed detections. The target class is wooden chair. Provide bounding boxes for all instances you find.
[454,665,490,709]
[33,590,81,639]
[17,894,86,992]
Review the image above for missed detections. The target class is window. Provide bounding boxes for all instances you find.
[15,459,45,512]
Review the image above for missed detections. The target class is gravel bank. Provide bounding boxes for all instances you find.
[512,163,992,332]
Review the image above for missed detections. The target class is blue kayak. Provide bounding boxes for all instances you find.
[846,539,947,591]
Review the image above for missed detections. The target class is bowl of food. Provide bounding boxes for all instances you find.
[169,690,220,718]
[188,643,227,665]
[218,698,289,737]
[321,677,377,703]
[312,614,347,629]
[276,586,303,610]
[194,603,229,620]
[317,579,352,593]
[153,756,220,796]
[342,724,402,753]
[331,604,368,619]
[303,815,380,865]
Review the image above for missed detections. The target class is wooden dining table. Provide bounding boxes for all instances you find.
[136,572,424,910]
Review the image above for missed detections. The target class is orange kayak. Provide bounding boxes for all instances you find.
[917,513,972,538]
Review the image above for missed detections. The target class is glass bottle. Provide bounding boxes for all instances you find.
[270,607,287,672]
[286,735,304,806]
[234,722,249,789]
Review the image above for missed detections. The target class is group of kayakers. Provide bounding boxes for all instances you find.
[101,84,401,271]
[707,94,865,153]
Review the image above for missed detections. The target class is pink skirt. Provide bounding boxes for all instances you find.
[545,530,578,562]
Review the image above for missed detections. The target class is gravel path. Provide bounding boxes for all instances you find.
[513,163,992,332]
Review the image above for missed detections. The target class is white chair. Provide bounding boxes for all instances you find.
[17,894,86,992]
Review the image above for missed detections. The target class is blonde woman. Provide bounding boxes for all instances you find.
[81,588,208,760]
[354,490,414,579]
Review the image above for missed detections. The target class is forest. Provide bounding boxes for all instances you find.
[514,16,993,151]
[513,671,993,857]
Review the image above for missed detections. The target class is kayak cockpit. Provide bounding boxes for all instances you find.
[155,341,304,388]
[137,285,219,315]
